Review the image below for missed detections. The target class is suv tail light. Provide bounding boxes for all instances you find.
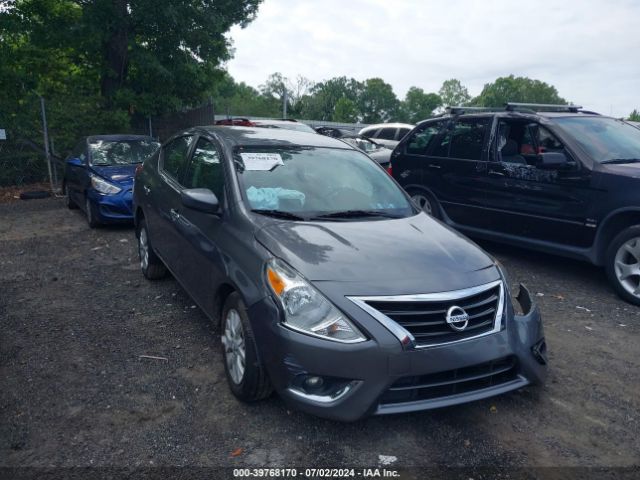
[386,163,392,176]
[135,164,144,177]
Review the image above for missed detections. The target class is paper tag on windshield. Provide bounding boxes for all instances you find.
[240,152,284,171]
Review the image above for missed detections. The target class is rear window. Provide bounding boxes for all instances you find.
[89,139,160,166]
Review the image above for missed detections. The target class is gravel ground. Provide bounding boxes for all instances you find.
[1,198,639,476]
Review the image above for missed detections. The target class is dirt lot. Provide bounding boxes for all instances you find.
[1,198,639,476]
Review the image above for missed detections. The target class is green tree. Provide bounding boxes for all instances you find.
[628,109,640,122]
[399,87,441,123]
[358,78,399,124]
[472,75,566,107]
[332,98,359,123]
[438,79,471,108]
[301,76,363,121]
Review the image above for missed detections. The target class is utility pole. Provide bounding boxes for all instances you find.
[283,87,287,119]
[40,97,55,193]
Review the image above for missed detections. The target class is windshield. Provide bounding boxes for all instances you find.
[89,139,160,166]
[235,146,414,220]
[553,117,640,163]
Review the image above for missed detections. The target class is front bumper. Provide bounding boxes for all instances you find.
[87,188,134,223]
[248,284,546,422]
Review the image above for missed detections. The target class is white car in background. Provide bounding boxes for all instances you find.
[359,122,414,148]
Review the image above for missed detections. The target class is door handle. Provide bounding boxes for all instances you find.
[488,170,505,177]
[170,208,180,221]
[428,164,441,169]
[143,185,151,195]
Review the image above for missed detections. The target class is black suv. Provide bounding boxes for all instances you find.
[391,103,640,305]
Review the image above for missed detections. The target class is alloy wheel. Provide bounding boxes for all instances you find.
[222,309,246,385]
[138,227,150,271]
[614,236,640,298]
[411,193,433,215]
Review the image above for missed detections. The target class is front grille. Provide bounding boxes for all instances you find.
[360,282,502,346]
[379,356,519,405]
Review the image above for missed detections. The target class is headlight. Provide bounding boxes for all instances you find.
[265,258,366,343]
[90,175,121,195]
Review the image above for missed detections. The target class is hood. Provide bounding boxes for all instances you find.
[255,213,498,293]
[601,162,640,179]
[90,165,137,186]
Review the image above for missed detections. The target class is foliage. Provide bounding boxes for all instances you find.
[357,78,399,124]
[399,87,442,123]
[472,75,566,107]
[438,79,471,108]
[332,98,359,123]
[628,110,640,122]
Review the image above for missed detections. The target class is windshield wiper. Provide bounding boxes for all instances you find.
[251,209,306,220]
[311,209,402,220]
[601,158,640,164]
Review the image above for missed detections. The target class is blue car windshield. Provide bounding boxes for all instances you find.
[234,146,414,219]
[553,117,640,163]
[89,140,160,166]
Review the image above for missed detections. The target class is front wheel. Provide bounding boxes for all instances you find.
[85,197,100,228]
[605,226,640,305]
[137,219,167,280]
[221,292,272,402]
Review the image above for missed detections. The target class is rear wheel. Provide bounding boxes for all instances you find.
[221,292,272,402]
[605,225,640,305]
[408,189,440,219]
[85,197,100,228]
[137,218,167,280]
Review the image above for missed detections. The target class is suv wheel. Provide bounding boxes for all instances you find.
[606,226,640,305]
[409,190,440,219]
[137,219,167,280]
[221,292,272,402]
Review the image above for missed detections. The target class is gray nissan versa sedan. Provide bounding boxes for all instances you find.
[132,126,547,421]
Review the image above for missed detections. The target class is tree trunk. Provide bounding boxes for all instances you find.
[100,0,130,103]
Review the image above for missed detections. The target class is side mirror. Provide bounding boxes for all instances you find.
[181,188,219,214]
[537,152,570,169]
[66,157,83,167]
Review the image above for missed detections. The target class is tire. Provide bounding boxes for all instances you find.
[221,292,272,402]
[605,225,640,305]
[19,190,50,200]
[85,197,100,228]
[408,189,441,219]
[64,184,78,209]
[136,218,167,280]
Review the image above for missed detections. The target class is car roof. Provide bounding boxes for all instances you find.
[195,126,354,149]
[86,134,157,142]
[361,123,414,130]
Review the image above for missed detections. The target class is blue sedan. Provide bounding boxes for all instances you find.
[63,135,160,227]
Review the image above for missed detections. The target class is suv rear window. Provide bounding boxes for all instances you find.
[406,122,444,155]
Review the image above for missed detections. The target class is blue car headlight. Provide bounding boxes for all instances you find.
[90,174,122,195]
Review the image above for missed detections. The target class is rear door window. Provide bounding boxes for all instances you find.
[432,118,490,160]
[396,127,412,140]
[376,128,397,140]
[161,135,195,183]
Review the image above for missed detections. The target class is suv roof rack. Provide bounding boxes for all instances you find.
[505,102,584,113]
[446,106,501,115]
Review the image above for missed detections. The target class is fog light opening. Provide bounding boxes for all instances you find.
[290,374,355,400]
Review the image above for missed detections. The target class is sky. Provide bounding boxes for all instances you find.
[225,0,640,118]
